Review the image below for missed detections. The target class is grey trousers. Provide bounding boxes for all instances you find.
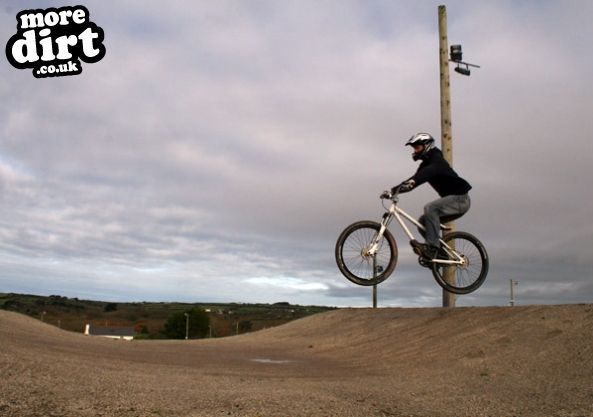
[418,194,471,247]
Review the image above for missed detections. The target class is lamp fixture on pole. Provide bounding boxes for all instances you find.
[449,44,480,76]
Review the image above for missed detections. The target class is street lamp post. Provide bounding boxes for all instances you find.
[509,280,519,306]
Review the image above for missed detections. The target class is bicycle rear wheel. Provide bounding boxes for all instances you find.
[335,221,398,286]
[431,231,488,294]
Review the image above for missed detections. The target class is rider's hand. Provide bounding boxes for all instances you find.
[380,190,392,199]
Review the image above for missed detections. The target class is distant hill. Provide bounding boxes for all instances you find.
[0,293,335,338]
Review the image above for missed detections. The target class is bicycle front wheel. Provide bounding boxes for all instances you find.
[335,221,398,286]
[432,231,489,294]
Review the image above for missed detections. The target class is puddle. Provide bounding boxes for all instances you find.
[250,358,293,364]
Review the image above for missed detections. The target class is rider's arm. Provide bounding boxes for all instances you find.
[409,158,444,188]
[393,178,416,194]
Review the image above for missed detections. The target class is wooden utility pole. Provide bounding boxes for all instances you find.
[438,5,456,308]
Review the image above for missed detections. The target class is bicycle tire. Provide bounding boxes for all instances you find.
[335,221,398,286]
[431,231,489,294]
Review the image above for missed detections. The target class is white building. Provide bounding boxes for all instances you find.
[84,324,135,341]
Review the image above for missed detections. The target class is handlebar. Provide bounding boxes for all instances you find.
[380,185,401,202]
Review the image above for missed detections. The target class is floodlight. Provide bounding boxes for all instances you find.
[454,65,471,76]
[450,44,463,62]
[449,44,480,76]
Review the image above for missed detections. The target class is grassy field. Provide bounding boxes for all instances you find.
[0,293,335,338]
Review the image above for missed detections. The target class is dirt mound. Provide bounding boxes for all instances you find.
[1,305,592,417]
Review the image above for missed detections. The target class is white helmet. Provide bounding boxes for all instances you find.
[406,132,435,161]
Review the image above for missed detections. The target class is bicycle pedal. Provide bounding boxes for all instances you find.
[418,256,431,268]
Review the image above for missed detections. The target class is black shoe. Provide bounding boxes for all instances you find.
[410,240,424,256]
[410,240,439,260]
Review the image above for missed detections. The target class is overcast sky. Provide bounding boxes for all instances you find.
[1,0,592,308]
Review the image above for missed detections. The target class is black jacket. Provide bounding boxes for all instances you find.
[408,148,471,197]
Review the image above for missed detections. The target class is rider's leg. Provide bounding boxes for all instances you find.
[417,216,428,240]
[422,194,471,248]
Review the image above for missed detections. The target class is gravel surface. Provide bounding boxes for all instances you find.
[2,305,593,416]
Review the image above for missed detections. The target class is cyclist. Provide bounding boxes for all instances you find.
[382,132,472,262]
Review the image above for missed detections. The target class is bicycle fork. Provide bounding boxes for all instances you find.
[366,211,395,257]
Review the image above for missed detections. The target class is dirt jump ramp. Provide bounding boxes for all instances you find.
[1,305,592,416]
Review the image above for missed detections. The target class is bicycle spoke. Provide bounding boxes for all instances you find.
[340,225,394,280]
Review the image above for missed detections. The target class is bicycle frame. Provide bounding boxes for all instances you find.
[368,199,465,266]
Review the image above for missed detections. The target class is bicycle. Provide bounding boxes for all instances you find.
[335,186,489,294]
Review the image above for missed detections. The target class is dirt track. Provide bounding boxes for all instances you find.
[1,305,593,417]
